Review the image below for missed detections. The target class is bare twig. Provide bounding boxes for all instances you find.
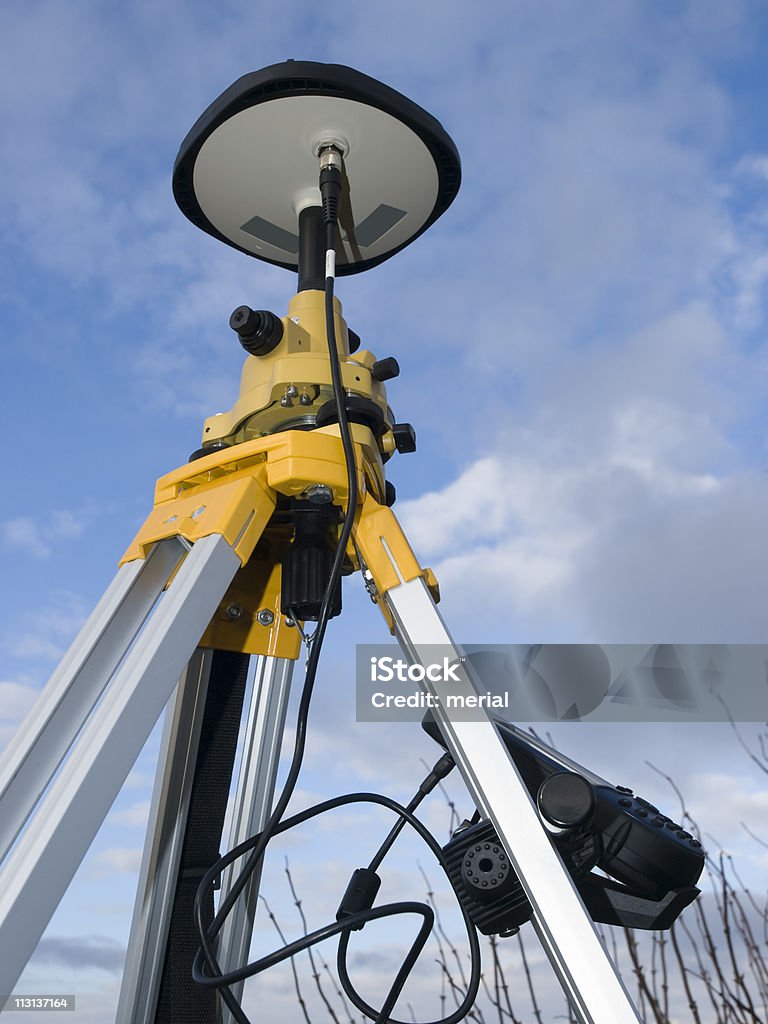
[488,933,520,1024]
[624,928,665,1024]
[516,931,543,1023]
[714,694,768,777]
[417,863,485,1022]
[669,921,703,1024]
[258,894,313,1024]
[284,859,345,1024]
[717,853,762,1024]
[740,821,768,852]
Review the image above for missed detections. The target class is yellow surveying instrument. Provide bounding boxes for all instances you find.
[0,62,656,1023]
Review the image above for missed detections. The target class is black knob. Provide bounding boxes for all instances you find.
[188,441,231,462]
[229,306,284,356]
[348,329,361,353]
[392,423,416,454]
[384,481,397,506]
[280,503,342,622]
[371,357,400,382]
[537,773,595,829]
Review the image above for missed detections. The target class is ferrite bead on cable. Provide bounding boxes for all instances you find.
[336,868,381,930]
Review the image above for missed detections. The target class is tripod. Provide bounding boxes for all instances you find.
[0,61,644,1024]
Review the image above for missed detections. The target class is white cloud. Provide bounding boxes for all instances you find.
[737,154,768,180]
[394,290,768,641]
[3,591,89,663]
[32,934,125,973]
[108,801,151,828]
[91,847,143,875]
[683,770,768,844]
[0,679,41,748]
[1,508,89,560]
[123,769,155,790]
[0,679,40,723]
[417,466,767,641]
[2,518,51,559]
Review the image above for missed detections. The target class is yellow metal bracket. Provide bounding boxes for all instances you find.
[351,492,440,633]
[119,428,390,657]
[120,457,274,568]
[120,428,373,567]
[198,542,302,659]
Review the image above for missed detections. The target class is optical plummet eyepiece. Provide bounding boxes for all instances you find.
[229,306,284,356]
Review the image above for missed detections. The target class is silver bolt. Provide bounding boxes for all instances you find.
[223,604,244,622]
[285,617,296,628]
[304,483,333,505]
[280,395,293,407]
[362,568,379,600]
[257,608,275,626]
[286,384,299,398]
[299,393,313,406]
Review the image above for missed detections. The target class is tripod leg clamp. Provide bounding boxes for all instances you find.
[352,495,439,632]
[120,462,275,567]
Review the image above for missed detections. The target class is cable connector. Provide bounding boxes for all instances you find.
[319,146,343,174]
[319,145,343,228]
[418,752,456,795]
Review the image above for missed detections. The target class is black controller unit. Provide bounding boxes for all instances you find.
[423,715,705,934]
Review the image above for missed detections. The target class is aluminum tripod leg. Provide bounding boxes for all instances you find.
[218,656,294,1024]
[386,576,641,1024]
[115,654,294,1024]
[0,538,185,861]
[0,533,241,998]
[115,648,216,1024]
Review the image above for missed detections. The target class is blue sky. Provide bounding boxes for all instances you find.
[2,1,768,1021]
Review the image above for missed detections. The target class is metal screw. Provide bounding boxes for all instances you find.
[257,609,275,626]
[285,617,296,628]
[304,483,333,504]
[280,395,293,407]
[362,569,379,601]
[286,384,299,398]
[223,604,244,621]
[299,393,312,406]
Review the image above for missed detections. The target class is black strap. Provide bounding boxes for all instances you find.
[155,649,250,1024]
